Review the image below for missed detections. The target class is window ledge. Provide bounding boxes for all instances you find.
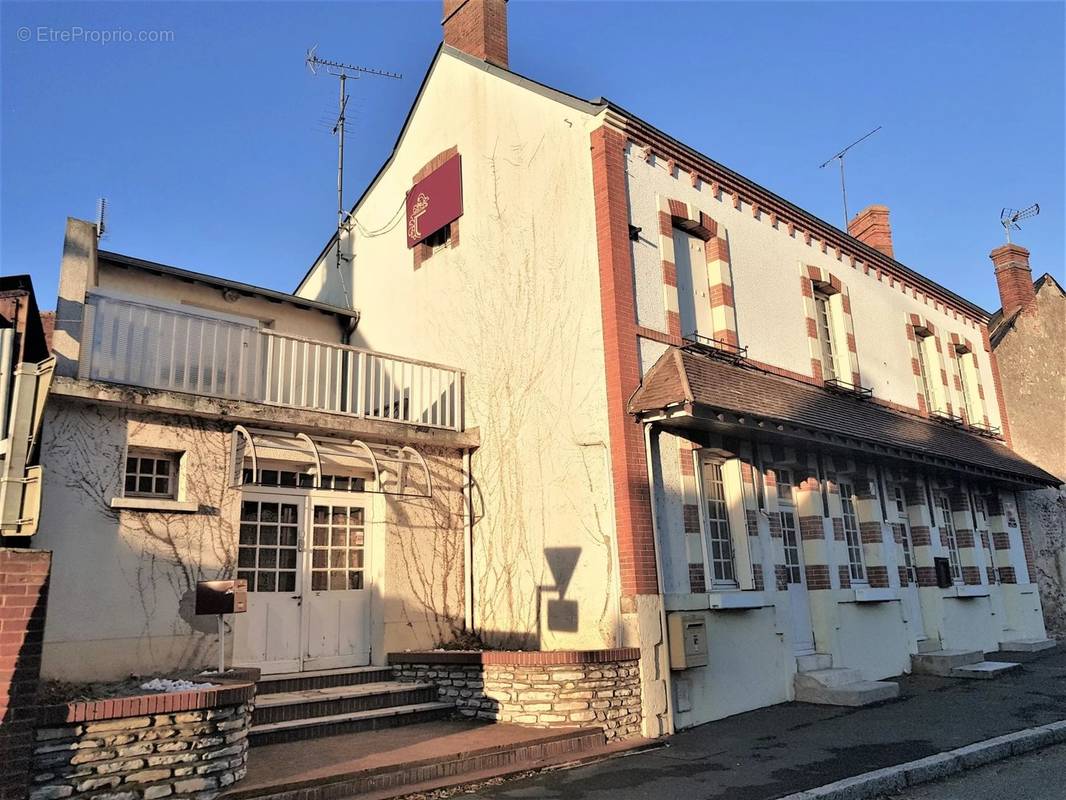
[664,591,771,612]
[110,497,199,513]
[842,587,900,604]
[943,585,990,599]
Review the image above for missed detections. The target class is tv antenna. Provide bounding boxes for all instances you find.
[305,45,402,307]
[96,197,108,241]
[999,203,1039,244]
[819,125,882,229]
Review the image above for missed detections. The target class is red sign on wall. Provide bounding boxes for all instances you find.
[406,154,463,248]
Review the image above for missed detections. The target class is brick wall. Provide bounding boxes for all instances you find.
[0,548,51,800]
[391,650,642,740]
[30,682,254,800]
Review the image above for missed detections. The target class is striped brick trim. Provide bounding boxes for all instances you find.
[37,682,255,726]
[947,333,989,427]
[656,196,738,346]
[982,323,1012,445]
[387,648,641,666]
[906,313,955,417]
[592,126,658,596]
[411,146,460,270]
[801,264,861,386]
[867,565,890,588]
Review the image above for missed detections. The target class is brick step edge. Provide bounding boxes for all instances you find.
[256,668,396,695]
[223,727,609,800]
[774,719,1066,800]
[253,686,439,724]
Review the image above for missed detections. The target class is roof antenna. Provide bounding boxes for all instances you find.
[96,197,108,241]
[819,125,882,230]
[999,203,1039,244]
[305,45,402,309]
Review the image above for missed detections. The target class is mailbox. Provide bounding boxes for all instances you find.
[195,579,248,615]
[667,612,708,670]
[934,557,954,589]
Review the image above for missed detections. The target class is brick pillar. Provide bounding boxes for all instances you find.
[853,479,890,589]
[949,488,983,586]
[986,495,1017,584]
[0,548,51,800]
[796,474,830,590]
[903,481,937,587]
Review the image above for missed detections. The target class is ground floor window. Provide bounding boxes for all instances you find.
[935,494,963,582]
[777,470,803,584]
[838,482,866,583]
[700,460,736,586]
[893,487,918,585]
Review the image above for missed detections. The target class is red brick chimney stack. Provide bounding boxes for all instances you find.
[990,243,1037,318]
[443,0,509,69]
[848,205,895,258]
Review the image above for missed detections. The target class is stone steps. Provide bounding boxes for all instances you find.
[794,667,899,707]
[253,681,439,724]
[255,665,395,695]
[795,653,833,672]
[249,702,455,747]
[911,649,1021,680]
[999,638,1057,653]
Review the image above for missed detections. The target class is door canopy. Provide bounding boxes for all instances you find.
[231,426,432,497]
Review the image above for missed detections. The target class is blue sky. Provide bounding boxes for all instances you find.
[2,1,1063,313]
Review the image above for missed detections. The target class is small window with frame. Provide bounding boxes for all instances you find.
[124,449,180,499]
[424,223,451,249]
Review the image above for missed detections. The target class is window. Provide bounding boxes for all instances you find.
[935,494,962,582]
[424,223,451,249]
[838,482,866,582]
[915,335,934,412]
[242,466,366,492]
[311,504,366,591]
[124,450,179,499]
[238,500,299,593]
[814,293,837,381]
[955,350,974,421]
[893,486,918,585]
[673,227,712,340]
[777,469,803,585]
[701,461,736,586]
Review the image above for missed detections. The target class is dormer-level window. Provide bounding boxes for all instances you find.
[915,333,934,412]
[954,347,975,422]
[813,292,838,381]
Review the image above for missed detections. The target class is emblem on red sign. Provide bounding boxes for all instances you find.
[406,154,463,248]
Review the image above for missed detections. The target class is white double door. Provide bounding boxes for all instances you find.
[233,491,371,674]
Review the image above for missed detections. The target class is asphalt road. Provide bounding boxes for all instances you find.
[459,646,1066,800]
[878,741,1066,799]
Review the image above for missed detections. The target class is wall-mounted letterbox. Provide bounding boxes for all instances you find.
[195,579,248,615]
[667,612,708,670]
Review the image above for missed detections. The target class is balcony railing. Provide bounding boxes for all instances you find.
[81,292,464,431]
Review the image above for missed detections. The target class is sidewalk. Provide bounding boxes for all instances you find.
[465,645,1066,800]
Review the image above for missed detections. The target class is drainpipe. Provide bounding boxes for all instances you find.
[643,422,677,737]
[462,448,474,632]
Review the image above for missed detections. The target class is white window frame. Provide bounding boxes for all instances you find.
[697,458,738,588]
[893,485,918,585]
[123,447,181,500]
[777,468,803,585]
[838,481,867,584]
[935,494,963,583]
[915,333,935,412]
[814,292,838,381]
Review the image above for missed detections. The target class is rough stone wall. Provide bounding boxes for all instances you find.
[1021,488,1066,637]
[393,659,642,740]
[0,549,51,800]
[30,699,251,800]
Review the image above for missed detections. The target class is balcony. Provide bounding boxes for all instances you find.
[79,292,464,431]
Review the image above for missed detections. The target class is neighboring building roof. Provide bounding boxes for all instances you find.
[988,272,1064,347]
[298,43,990,322]
[629,348,1061,487]
[100,251,360,323]
[0,274,51,364]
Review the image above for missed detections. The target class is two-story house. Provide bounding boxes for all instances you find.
[295,0,1059,735]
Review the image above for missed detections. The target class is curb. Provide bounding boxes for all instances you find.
[775,719,1066,800]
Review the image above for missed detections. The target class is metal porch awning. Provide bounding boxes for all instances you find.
[230,426,432,497]
[628,347,1061,489]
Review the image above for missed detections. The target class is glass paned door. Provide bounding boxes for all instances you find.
[777,470,815,655]
[304,501,371,669]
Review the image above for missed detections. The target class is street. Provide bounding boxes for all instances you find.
[878,741,1066,799]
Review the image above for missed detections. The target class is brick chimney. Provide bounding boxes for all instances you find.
[443,0,508,69]
[990,243,1036,317]
[848,205,894,258]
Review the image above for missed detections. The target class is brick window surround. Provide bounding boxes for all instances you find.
[800,265,861,386]
[905,314,952,417]
[411,146,461,271]
[656,197,738,347]
[947,333,989,427]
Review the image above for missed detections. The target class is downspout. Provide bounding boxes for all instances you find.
[643,422,677,736]
[462,448,474,632]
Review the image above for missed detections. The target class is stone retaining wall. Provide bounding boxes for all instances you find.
[390,649,642,740]
[30,682,254,800]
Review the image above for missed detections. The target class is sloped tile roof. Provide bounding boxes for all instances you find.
[629,348,1061,486]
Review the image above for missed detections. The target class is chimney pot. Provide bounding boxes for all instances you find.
[990,243,1036,318]
[443,0,509,69]
[848,204,894,258]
